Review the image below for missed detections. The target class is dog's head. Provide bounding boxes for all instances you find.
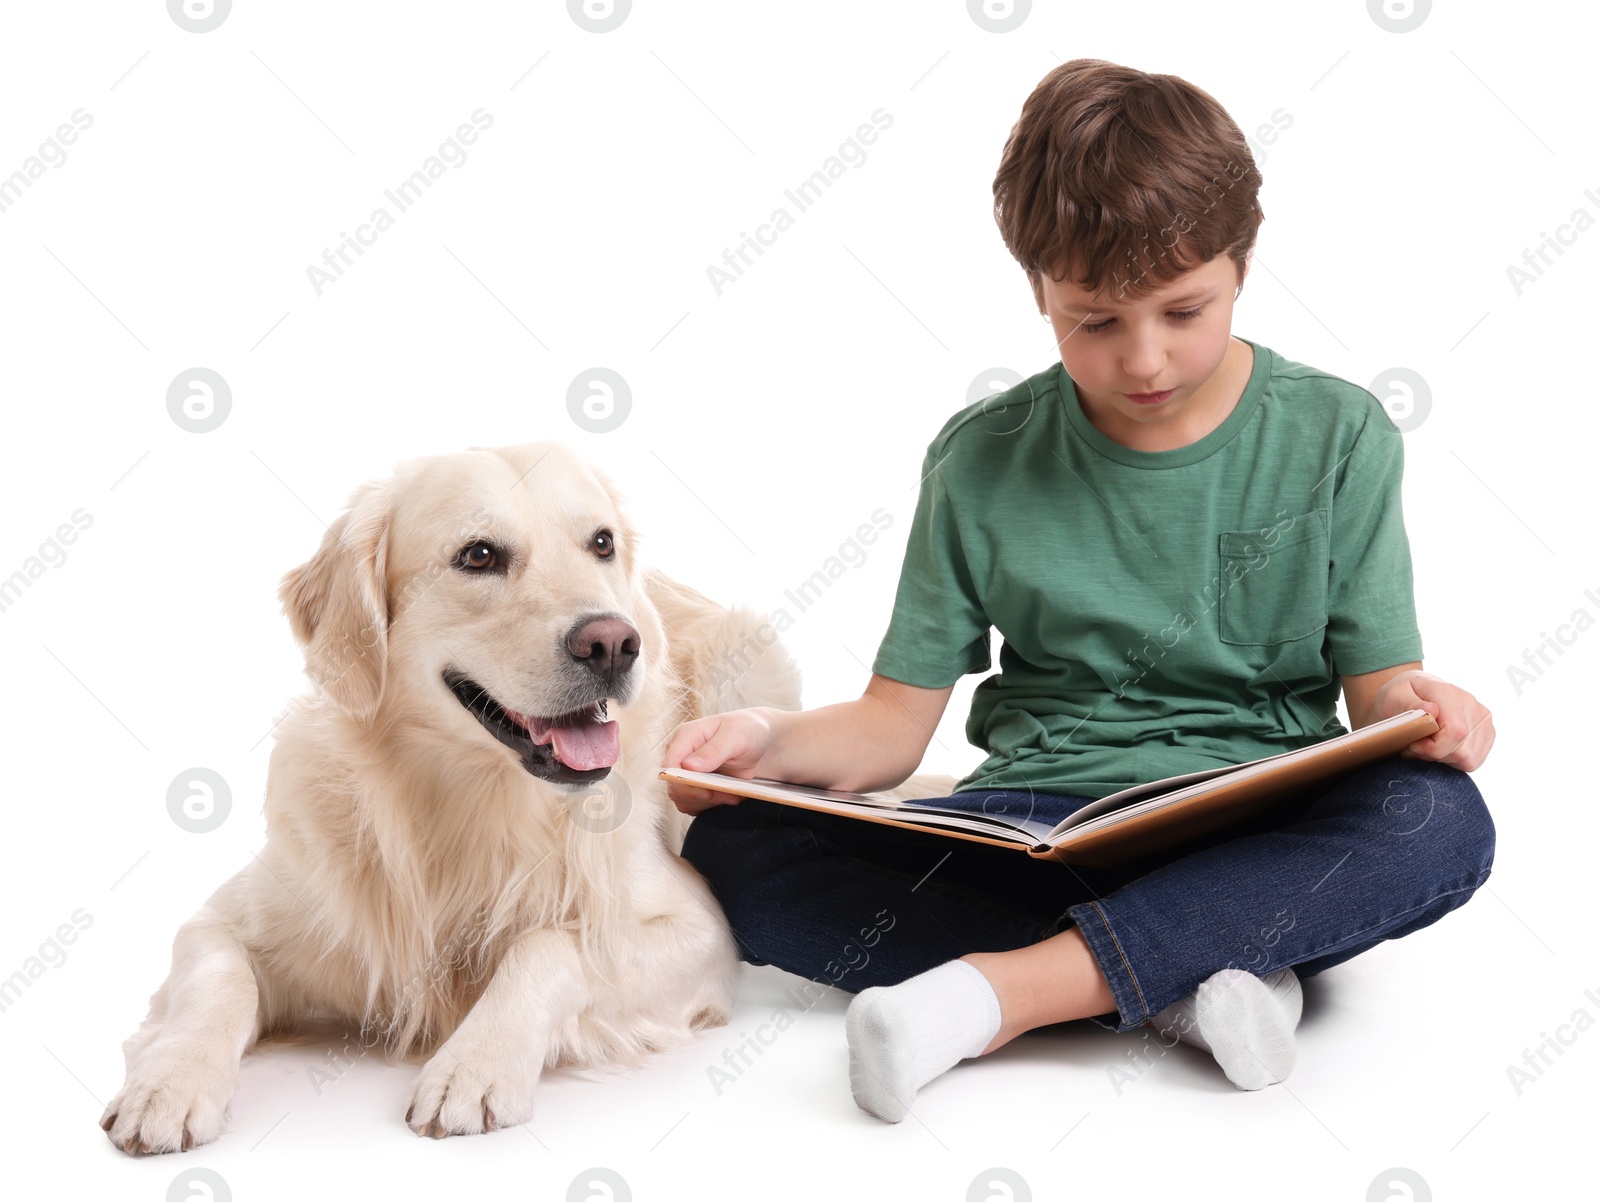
[278,441,672,789]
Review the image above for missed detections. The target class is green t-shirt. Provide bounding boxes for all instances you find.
[870,338,1424,800]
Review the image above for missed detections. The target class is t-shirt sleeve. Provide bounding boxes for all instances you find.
[870,445,993,688]
[1325,399,1425,676]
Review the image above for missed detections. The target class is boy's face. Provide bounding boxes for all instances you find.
[1038,251,1249,446]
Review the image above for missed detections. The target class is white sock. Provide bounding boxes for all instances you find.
[1152,967,1303,1090]
[844,958,1003,1123]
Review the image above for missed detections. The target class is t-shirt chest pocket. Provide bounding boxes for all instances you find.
[1216,509,1331,646]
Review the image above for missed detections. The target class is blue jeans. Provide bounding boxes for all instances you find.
[679,759,1495,1033]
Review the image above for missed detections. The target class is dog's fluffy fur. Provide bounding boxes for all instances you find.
[100,441,805,1152]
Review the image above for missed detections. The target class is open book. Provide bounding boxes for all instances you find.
[660,709,1440,866]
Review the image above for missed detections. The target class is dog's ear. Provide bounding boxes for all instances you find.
[278,480,392,727]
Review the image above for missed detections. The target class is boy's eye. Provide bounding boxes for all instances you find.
[1080,306,1205,334]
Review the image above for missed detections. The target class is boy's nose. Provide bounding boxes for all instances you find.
[1121,341,1167,382]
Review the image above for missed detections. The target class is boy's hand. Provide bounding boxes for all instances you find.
[1375,670,1495,772]
[661,708,777,815]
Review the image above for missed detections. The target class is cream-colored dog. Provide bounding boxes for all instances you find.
[100,441,803,1153]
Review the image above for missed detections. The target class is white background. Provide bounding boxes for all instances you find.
[0,1,1594,1199]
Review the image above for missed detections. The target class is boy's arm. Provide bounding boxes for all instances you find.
[664,674,953,813]
[762,674,955,794]
[1340,662,1495,772]
[1341,662,1424,730]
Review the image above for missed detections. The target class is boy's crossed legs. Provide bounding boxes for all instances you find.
[680,759,1493,1123]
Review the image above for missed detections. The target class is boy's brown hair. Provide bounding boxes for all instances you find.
[993,59,1264,312]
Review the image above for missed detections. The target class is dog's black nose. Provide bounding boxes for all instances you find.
[566,616,640,686]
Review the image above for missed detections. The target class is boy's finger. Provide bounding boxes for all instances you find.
[682,729,742,772]
[662,720,714,769]
[667,783,744,814]
[666,782,709,808]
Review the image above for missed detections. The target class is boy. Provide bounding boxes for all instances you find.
[664,59,1496,1123]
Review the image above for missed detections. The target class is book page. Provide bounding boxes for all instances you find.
[659,769,1059,843]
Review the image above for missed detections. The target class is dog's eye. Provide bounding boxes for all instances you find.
[592,529,616,559]
[456,541,502,572]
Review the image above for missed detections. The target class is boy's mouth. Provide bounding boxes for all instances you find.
[1125,389,1175,405]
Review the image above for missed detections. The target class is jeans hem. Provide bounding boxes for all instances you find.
[1065,900,1151,1033]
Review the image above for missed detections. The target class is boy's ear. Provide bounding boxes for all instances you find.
[278,480,393,727]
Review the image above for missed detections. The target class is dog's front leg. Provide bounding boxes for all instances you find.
[100,914,262,1155]
[406,926,586,1138]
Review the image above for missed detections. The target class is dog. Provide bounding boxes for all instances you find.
[99,440,804,1153]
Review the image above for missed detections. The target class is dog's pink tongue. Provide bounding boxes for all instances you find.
[550,719,620,772]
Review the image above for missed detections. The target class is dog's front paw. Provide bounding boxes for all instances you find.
[100,1041,237,1155]
[406,1033,542,1139]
